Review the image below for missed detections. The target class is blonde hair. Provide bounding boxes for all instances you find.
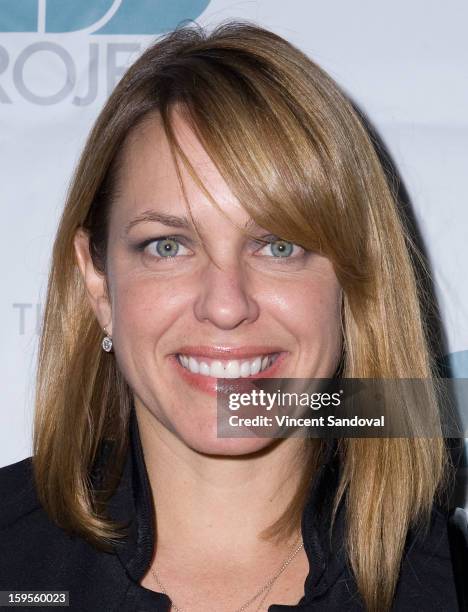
[33,21,449,611]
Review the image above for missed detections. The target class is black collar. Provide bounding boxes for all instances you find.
[105,406,347,608]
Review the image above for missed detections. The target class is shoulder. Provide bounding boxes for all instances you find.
[0,456,110,593]
[407,503,452,553]
[0,457,129,609]
[393,503,460,611]
[0,456,69,565]
[0,456,41,529]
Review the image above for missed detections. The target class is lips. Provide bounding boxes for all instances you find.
[170,346,288,396]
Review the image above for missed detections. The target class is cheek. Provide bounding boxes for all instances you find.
[109,272,195,350]
[294,282,343,376]
[268,278,342,338]
[267,271,343,376]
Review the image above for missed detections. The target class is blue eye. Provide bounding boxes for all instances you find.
[139,236,191,259]
[257,237,300,258]
[269,240,294,257]
[154,238,180,257]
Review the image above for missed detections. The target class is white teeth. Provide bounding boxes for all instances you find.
[210,360,225,377]
[199,361,210,376]
[240,361,251,377]
[188,356,199,374]
[224,360,241,378]
[250,357,261,375]
[178,353,279,378]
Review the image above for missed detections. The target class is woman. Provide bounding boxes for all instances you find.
[0,20,462,611]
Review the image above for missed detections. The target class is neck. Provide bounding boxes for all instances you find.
[135,403,308,561]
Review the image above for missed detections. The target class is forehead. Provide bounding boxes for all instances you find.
[112,111,249,227]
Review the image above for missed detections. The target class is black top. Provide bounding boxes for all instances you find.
[0,407,460,611]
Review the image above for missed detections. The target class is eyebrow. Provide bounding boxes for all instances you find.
[123,209,262,236]
[123,210,191,236]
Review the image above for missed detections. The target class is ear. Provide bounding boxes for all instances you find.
[73,228,112,335]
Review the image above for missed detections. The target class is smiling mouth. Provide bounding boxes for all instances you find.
[176,353,281,378]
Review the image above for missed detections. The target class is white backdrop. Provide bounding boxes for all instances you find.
[1,1,467,503]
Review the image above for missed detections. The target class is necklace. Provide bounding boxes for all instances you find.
[150,535,304,612]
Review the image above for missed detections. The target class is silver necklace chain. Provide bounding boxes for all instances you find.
[150,535,304,612]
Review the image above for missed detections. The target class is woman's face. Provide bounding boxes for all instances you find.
[76,112,343,455]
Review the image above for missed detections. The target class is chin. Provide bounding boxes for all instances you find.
[178,429,278,457]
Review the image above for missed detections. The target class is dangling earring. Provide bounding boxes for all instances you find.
[102,326,113,352]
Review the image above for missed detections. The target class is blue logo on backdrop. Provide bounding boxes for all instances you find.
[0,1,211,104]
[0,0,211,34]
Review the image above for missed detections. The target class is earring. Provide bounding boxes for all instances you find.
[102,326,113,352]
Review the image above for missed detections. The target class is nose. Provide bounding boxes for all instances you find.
[193,261,260,330]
